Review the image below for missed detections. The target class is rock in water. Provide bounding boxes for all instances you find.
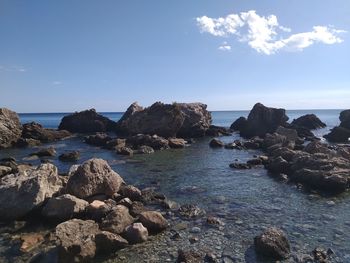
[58,108,116,133]
[139,211,168,233]
[21,122,71,142]
[232,103,289,138]
[0,164,63,221]
[0,108,22,149]
[291,114,326,130]
[66,158,124,199]
[55,219,99,262]
[325,109,350,142]
[42,194,89,221]
[58,151,80,162]
[254,227,291,260]
[116,102,212,138]
[209,138,224,148]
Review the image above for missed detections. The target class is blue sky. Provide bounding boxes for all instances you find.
[0,0,349,112]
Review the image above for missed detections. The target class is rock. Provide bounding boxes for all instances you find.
[230,116,248,131]
[58,151,80,162]
[86,200,112,222]
[95,231,128,254]
[209,138,224,148]
[247,158,263,166]
[168,138,187,148]
[118,185,142,201]
[177,249,203,263]
[206,125,231,136]
[58,109,116,133]
[139,211,168,233]
[116,102,212,138]
[254,227,291,260]
[16,138,42,147]
[66,158,124,199]
[266,156,290,175]
[229,162,252,169]
[291,114,326,130]
[206,216,224,226]
[0,166,12,177]
[325,126,350,143]
[21,122,71,142]
[263,133,287,150]
[20,233,44,253]
[0,163,63,221]
[42,194,89,221]
[84,133,112,147]
[117,197,133,208]
[178,204,205,219]
[105,138,126,150]
[116,146,133,156]
[136,145,155,154]
[127,134,169,150]
[276,126,298,142]
[30,147,56,157]
[234,103,289,138]
[0,108,22,149]
[100,205,134,234]
[129,201,146,217]
[55,219,99,262]
[124,223,148,244]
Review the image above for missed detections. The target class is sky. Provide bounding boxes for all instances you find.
[0,0,349,112]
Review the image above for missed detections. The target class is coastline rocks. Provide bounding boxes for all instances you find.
[231,103,288,138]
[168,138,187,148]
[85,133,112,147]
[0,164,63,221]
[178,204,205,219]
[0,108,22,149]
[30,147,56,157]
[58,151,80,162]
[209,138,224,148]
[139,211,168,233]
[206,125,231,137]
[127,134,169,150]
[136,145,155,154]
[254,227,291,260]
[100,205,135,234]
[21,122,71,143]
[58,109,116,133]
[118,185,142,201]
[55,219,99,262]
[42,194,89,221]
[95,231,128,254]
[291,114,326,130]
[116,102,212,138]
[124,223,149,244]
[66,158,124,199]
[325,109,350,142]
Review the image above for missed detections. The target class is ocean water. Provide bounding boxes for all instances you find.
[1,110,349,262]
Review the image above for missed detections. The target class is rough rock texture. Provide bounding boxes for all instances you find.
[168,138,187,148]
[30,147,56,157]
[254,227,291,260]
[21,122,71,142]
[177,250,203,263]
[66,158,124,199]
[58,151,80,162]
[118,185,142,201]
[325,109,350,142]
[126,134,169,150]
[291,114,326,130]
[205,125,231,137]
[231,103,289,138]
[85,133,112,147]
[136,145,155,154]
[116,102,212,138]
[209,138,224,148]
[230,116,247,131]
[55,219,99,262]
[95,231,128,254]
[58,109,116,133]
[42,194,89,221]
[0,108,22,149]
[124,223,148,244]
[139,211,168,233]
[0,164,63,221]
[100,205,134,234]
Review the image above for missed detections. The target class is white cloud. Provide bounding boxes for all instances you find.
[0,65,27,72]
[218,42,231,51]
[52,81,62,85]
[196,10,346,55]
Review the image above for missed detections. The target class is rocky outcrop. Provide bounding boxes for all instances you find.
[254,227,291,260]
[325,109,350,142]
[21,122,71,143]
[55,219,99,262]
[42,194,89,221]
[126,134,169,150]
[100,205,134,234]
[116,102,212,138]
[66,158,124,199]
[58,109,116,133]
[291,114,326,130]
[0,164,63,221]
[0,108,22,149]
[231,103,288,138]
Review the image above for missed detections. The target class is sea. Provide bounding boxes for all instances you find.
[1,110,349,262]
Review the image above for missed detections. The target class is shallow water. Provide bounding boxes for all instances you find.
[1,110,349,262]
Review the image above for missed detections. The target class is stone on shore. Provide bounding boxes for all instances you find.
[0,108,22,149]
[0,164,63,221]
[66,158,124,199]
[118,185,142,201]
[85,133,112,147]
[168,138,187,148]
[254,227,291,260]
[30,146,56,157]
[95,231,128,254]
[124,223,149,244]
[139,211,168,233]
[127,134,169,150]
[209,138,224,148]
[58,109,117,133]
[100,205,134,234]
[58,151,80,162]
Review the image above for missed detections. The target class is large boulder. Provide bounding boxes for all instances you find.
[100,205,134,234]
[58,109,116,133]
[55,219,99,262]
[0,164,63,221]
[66,158,124,199]
[116,102,212,138]
[124,223,148,244]
[254,227,291,260]
[325,109,350,142]
[42,194,89,221]
[232,103,288,138]
[95,231,128,254]
[21,122,71,142]
[0,108,22,148]
[126,134,169,150]
[291,114,326,130]
[138,211,168,233]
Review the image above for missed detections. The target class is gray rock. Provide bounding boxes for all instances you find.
[100,205,134,234]
[118,185,142,201]
[0,108,22,149]
[139,211,168,233]
[124,222,148,244]
[95,231,128,254]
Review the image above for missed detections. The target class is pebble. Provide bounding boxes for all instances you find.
[190,227,201,233]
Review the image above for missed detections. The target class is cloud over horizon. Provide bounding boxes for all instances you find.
[196,10,346,55]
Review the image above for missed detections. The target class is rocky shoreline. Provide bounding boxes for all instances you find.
[0,102,349,262]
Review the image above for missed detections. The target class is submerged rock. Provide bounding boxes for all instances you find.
[0,108,22,149]
[58,109,116,133]
[66,158,124,199]
[178,204,205,219]
[30,147,56,157]
[209,138,224,148]
[0,164,63,221]
[254,227,291,260]
[58,151,80,162]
